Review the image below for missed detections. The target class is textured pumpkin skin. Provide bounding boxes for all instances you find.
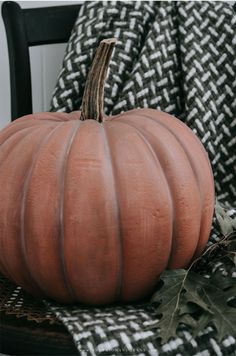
[0,109,215,304]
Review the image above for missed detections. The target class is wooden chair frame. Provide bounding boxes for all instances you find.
[2,1,81,121]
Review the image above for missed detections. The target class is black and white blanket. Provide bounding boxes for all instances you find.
[49,1,236,355]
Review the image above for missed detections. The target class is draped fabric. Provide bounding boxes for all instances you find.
[49,1,236,354]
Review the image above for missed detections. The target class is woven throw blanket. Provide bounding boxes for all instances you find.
[48,1,236,355]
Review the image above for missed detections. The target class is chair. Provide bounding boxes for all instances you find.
[2,1,81,121]
[1,2,81,354]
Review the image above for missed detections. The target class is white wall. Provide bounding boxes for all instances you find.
[0,1,81,129]
[2,1,234,129]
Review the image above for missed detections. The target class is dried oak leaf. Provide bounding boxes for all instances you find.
[150,269,236,344]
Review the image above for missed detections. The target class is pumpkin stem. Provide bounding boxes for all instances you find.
[80,38,117,123]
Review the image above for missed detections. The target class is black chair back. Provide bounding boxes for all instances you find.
[2,1,81,121]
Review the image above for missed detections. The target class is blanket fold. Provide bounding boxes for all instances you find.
[49,1,236,354]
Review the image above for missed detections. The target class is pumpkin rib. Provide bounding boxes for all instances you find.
[139,112,214,258]
[0,125,55,295]
[59,121,82,300]
[114,119,174,259]
[117,117,202,268]
[62,120,122,304]
[102,124,124,302]
[112,119,174,251]
[23,121,80,302]
[0,126,45,166]
[0,116,59,143]
[22,112,72,122]
[0,122,54,147]
[140,110,213,176]
[35,116,76,123]
[20,123,65,297]
[155,119,210,256]
[142,113,204,258]
[143,109,214,173]
[106,120,173,300]
[0,117,37,135]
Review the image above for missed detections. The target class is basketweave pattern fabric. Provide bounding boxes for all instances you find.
[178,2,236,205]
[47,207,236,356]
[48,299,235,356]
[50,1,236,207]
[47,1,236,355]
[0,207,235,356]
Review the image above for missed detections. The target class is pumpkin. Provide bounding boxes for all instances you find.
[0,38,215,305]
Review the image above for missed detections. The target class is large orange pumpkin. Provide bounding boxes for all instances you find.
[0,39,214,305]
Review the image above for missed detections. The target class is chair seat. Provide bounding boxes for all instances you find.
[0,311,78,355]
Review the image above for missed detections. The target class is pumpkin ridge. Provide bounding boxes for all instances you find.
[145,110,213,172]
[117,118,201,268]
[26,112,71,121]
[115,119,174,268]
[102,124,124,302]
[147,115,204,256]
[140,111,211,173]
[0,125,55,289]
[0,126,46,165]
[0,116,58,144]
[0,116,37,133]
[135,114,203,237]
[20,123,65,297]
[0,123,53,147]
[59,121,82,301]
[139,113,214,258]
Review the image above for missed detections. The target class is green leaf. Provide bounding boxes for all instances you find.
[151,269,187,305]
[180,302,201,315]
[192,312,213,339]
[179,313,197,328]
[150,269,236,344]
[187,272,236,338]
[184,277,213,313]
[148,201,236,344]
[150,270,187,342]
[198,286,236,341]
